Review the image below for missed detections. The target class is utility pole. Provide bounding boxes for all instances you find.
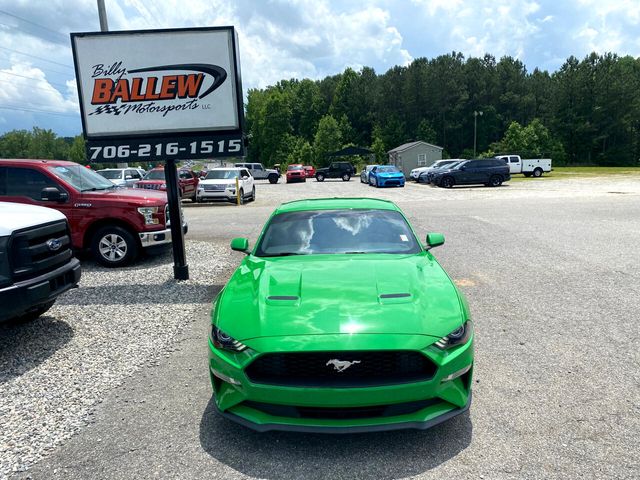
[473,110,483,157]
[97,0,109,31]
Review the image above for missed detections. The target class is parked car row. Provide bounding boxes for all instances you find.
[0,159,186,268]
[422,158,511,188]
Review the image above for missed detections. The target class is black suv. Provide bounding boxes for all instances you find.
[430,158,510,188]
[315,162,355,182]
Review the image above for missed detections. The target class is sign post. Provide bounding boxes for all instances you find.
[71,26,245,280]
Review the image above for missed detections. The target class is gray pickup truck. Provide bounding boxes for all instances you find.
[234,162,280,184]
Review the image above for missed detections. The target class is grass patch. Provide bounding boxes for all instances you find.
[509,166,640,181]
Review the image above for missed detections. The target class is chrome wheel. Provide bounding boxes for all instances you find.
[98,233,127,262]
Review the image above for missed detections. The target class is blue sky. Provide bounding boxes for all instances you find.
[0,0,638,137]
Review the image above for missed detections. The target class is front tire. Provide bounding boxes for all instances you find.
[342,174,350,182]
[316,174,325,182]
[268,174,279,184]
[92,225,138,267]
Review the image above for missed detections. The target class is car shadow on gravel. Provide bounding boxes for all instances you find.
[199,397,472,480]
[0,315,73,383]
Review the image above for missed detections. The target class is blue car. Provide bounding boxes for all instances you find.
[368,165,405,188]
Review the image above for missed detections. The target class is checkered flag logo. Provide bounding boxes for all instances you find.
[89,105,123,116]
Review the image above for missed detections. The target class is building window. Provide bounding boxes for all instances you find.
[417,154,427,166]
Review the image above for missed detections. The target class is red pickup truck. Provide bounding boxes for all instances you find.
[134,167,199,202]
[0,159,187,267]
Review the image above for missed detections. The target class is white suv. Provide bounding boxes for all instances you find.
[196,167,255,204]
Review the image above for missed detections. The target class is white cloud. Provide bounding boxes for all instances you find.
[0,63,78,114]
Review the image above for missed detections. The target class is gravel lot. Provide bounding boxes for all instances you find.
[0,242,235,478]
[3,173,640,479]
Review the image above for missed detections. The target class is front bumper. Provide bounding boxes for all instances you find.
[139,223,188,248]
[208,333,473,433]
[378,177,406,187]
[0,258,81,323]
[197,189,237,201]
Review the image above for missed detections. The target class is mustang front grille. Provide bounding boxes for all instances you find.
[245,350,437,388]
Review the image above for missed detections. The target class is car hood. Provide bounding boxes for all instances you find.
[215,254,464,341]
[200,178,236,184]
[79,188,167,204]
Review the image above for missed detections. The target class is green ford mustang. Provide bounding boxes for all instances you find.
[208,198,473,433]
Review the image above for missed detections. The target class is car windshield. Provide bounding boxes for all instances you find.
[377,166,399,173]
[48,165,116,192]
[435,162,456,169]
[97,170,123,179]
[205,169,239,180]
[255,209,422,256]
[451,162,468,170]
[144,170,165,180]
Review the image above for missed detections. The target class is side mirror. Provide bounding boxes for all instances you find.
[230,237,249,253]
[426,233,445,249]
[242,175,249,180]
[459,166,466,171]
[41,187,68,202]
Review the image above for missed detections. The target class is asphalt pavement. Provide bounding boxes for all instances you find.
[17,175,640,479]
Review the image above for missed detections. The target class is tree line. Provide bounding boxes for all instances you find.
[0,128,86,163]
[1,52,638,168]
[246,52,640,167]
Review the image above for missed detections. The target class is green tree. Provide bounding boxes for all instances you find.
[370,125,386,164]
[0,129,31,158]
[313,115,342,166]
[69,135,86,163]
[416,119,437,144]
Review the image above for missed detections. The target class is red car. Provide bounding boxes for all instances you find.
[303,165,316,178]
[134,167,199,201]
[0,159,187,267]
[286,164,306,183]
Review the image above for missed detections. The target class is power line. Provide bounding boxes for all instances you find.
[0,9,68,41]
[0,45,74,70]
[0,78,71,95]
[0,70,69,89]
[0,104,78,118]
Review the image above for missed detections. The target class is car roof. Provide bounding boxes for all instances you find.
[276,197,399,214]
[0,159,82,167]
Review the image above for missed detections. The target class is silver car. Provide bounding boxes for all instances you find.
[97,168,145,187]
[360,165,377,184]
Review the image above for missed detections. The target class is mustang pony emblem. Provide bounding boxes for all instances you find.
[326,359,361,373]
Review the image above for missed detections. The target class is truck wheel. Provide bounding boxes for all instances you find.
[532,168,543,177]
[342,174,350,181]
[92,225,138,267]
[268,174,279,184]
[15,300,56,323]
[316,174,325,182]
[440,177,454,188]
[489,175,503,187]
[236,189,245,205]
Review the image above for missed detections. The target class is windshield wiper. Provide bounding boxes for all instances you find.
[268,252,305,257]
[343,251,368,254]
[80,185,115,192]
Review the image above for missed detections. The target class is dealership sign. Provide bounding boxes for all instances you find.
[71,27,245,162]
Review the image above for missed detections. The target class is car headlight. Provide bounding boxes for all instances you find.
[137,206,159,225]
[434,321,473,349]
[210,325,247,352]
